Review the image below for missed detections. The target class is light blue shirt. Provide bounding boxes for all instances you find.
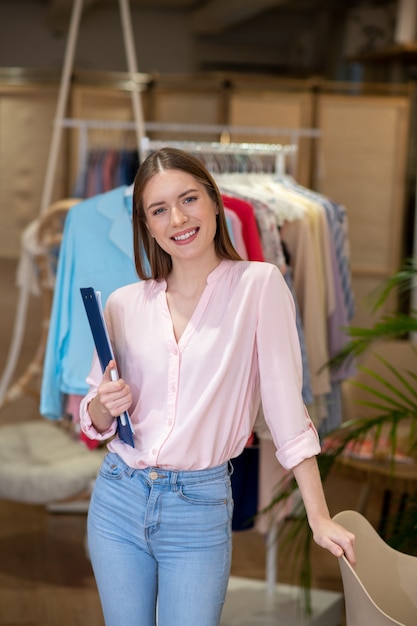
[40,186,139,420]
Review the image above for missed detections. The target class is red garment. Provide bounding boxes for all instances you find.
[221,195,264,261]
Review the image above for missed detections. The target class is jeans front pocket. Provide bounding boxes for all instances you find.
[98,452,127,481]
[178,476,231,507]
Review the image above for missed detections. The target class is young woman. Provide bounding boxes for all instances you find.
[80,147,355,626]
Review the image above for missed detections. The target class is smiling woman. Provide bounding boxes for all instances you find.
[78,147,355,626]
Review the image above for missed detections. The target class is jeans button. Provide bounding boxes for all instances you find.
[149,471,158,480]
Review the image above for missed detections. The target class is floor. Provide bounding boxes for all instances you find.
[0,258,382,625]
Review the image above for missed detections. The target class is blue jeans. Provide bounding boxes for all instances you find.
[88,453,234,626]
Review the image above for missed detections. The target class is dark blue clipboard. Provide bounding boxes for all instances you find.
[80,287,135,447]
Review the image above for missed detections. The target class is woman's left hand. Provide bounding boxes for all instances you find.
[291,456,356,565]
[311,516,356,565]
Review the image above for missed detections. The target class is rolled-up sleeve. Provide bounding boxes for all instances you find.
[256,265,320,470]
[275,411,320,469]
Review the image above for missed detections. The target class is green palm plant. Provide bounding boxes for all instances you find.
[325,258,417,468]
[263,258,417,613]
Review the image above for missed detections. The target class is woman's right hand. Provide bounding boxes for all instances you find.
[97,360,133,417]
[88,360,132,432]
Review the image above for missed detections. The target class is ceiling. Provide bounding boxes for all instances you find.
[45,0,334,35]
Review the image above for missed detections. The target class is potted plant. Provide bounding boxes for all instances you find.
[264,258,417,611]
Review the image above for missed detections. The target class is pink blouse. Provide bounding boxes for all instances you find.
[79,260,320,470]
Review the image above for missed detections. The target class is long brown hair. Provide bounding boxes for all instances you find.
[132,147,242,280]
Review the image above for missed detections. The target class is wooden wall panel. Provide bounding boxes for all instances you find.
[0,85,66,258]
[147,86,224,141]
[316,93,411,327]
[69,85,148,191]
[227,90,315,187]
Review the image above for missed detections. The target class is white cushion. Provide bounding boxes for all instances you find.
[0,420,106,504]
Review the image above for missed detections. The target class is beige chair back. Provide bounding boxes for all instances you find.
[333,510,417,626]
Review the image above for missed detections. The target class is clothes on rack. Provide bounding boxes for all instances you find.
[74,147,139,198]
[223,207,248,259]
[222,195,264,262]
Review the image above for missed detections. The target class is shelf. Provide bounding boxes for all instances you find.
[349,43,417,64]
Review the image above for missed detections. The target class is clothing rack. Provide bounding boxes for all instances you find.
[60,117,321,142]
[140,136,298,176]
[61,117,321,183]
[61,117,321,137]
